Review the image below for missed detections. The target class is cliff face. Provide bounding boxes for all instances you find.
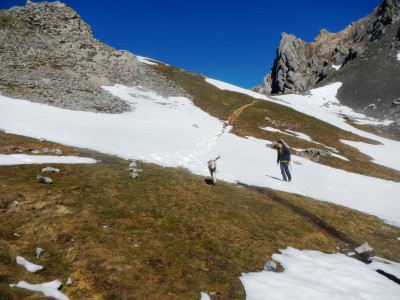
[0,1,187,113]
[253,0,400,122]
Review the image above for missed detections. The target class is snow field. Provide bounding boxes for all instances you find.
[207,79,399,171]
[0,84,399,226]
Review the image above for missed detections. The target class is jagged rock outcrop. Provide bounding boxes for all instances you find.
[0,1,187,113]
[254,0,400,96]
[253,0,400,125]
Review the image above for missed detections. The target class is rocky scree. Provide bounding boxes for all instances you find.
[0,1,188,113]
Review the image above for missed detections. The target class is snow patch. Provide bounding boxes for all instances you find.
[205,77,270,100]
[285,130,312,142]
[16,256,43,273]
[240,247,400,300]
[397,53,400,61]
[368,257,400,280]
[0,154,96,166]
[259,127,312,142]
[10,280,68,300]
[332,64,341,70]
[200,292,211,300]
[137,56,159,65]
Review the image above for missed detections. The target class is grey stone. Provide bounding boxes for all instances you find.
[264,261,277,272]
[354,242,373,254]
[30,150,40,154]
[42,167,60,173]
[128,161,137,168]
[35,247,44,258]
[39,138,46,142]
[365,103,377,110]
[392,99,400,106]
[36,175,52,184]
[130,172,139,179]
[303,148,332,157]
[48,149,63,155]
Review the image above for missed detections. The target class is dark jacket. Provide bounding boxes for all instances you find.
[277,146,291,163]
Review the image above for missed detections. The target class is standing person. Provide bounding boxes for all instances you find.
[276,140,292,182]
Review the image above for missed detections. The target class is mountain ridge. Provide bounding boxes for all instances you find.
[252,0,400,126]
[0,1,187,113]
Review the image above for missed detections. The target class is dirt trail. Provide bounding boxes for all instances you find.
[236,182,355,246]
[227,100,257,125]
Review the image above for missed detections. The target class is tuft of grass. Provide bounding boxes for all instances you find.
[0,13,21,27]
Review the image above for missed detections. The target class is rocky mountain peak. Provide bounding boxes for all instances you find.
[253,0,400,125]
[0,1,187,113]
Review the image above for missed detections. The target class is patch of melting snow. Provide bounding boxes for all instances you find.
[240,247,400,300]
[368,257,400,280]
[332,64,341,70]
[10,280,69,300]
[16,256,43,273]
[200,292,211,300]
[0,154,96,166]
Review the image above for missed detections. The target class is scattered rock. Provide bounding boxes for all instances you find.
[36,175,53,184]
[35,247,44,258]
[128,161,141,179]
[354,242,373,254]
[43,148,63,155]
[192,124,199,128]
[302,148,332,157]
[392,99,400,106]
[39,138,46,142]
[365,103,377,110]
[264,260,277,272]
[264,116,273,122]
[42,167,60,173]
[347,252,356,256]
[30,150,40,154]
[48,149,63,155]
[66,277,72,285]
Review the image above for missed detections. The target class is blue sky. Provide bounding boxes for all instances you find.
[2,0,381,88]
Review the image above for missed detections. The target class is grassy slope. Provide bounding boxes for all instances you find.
[154,64,400,182]
[1,131,400,299]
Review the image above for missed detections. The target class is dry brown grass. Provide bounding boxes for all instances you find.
[1,131,400,299]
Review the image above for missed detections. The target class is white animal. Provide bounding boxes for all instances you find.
[207,156,220,184]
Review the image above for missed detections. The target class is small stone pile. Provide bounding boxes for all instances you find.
[128,161,143,179]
